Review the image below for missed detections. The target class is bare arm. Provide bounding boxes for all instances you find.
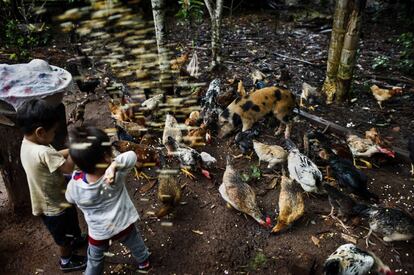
[58,149,69,158]
[58,154,75,174]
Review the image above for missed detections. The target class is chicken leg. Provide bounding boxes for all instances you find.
[364,228,375,248]
[134,167,150,180]
[181,167,196,180]
[353,157,372,169]
[324,206,351,233]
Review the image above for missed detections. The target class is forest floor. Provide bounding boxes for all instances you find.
[0,2,413,275]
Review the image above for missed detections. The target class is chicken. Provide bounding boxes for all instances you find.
[408,135,414,175]
[68,98,89,125]
[370,84,403,109]
[162,114,182,145]
[115,121,146,141]
[170,52,189,71]
[323,243,393,275]
[219,156,271,227]
[323,183,358,231]
[323,183,358,218]
[164,136,210,179]
[76,78,100,95]
[286,139,323,194]
[354,204,414,246]
[237,80,247,96]
[200,152,217,168]
[235,126,260,154]
[346,134,395,169]
[365,128,392,150]
[318,145,378,202]
[185,123,211,147]
[115,124,139,143]
[251,69,266,90]
[216,79,238,107]
[253,140,287,169]
[272,172,304,233]
[200,79,222,127]
[184,111,201,126]
[141,94,164,112]
[300,82,320,110]
[108,97,135,123]
[156,171,182,218]
[307,130,353,161]
[112,140,160,180]
[140,133,159,147]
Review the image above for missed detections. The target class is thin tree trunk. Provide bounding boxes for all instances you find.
[204,0,224,68]
[336,0,366,102]
[151,0,170,91]
[322,0,351,104]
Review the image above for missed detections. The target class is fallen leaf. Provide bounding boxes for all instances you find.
[341,233,357,244]
[311,235,320,247]
[139,179,157,193]
[192,230,204,235]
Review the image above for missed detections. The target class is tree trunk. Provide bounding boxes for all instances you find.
[322,0,351,104]
[0,117,30,214]
[204,0,224,68]
[336,0,366,102]
[0,103,67,214]
[151,0,171,93]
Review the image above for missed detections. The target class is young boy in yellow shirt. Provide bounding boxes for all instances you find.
[17,99,86,272]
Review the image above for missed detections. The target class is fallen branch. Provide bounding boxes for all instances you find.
[273,53,324,67]
[364,75,414,86]
[294,109,411,163]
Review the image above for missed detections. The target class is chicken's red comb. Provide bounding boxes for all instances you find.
[265,216,272,227]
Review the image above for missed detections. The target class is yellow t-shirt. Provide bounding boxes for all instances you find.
[20,138,68,216]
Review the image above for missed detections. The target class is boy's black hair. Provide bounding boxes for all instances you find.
[16,99,59,134]
[69,126,112,173]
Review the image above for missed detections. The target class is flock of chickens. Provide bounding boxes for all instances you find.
[67,61,414,274]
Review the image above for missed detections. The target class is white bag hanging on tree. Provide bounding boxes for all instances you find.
[186,51,200,78]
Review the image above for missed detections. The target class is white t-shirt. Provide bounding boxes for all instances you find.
[65,151,139,240]
[20,138,67,216]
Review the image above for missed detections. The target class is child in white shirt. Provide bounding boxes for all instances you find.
[66,126,150,275]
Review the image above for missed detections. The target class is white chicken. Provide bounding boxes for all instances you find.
[323,243,393,275]
[142,94,163,111]
[162,114,182,145]
[165,136,211,179]
[286,139,323,193]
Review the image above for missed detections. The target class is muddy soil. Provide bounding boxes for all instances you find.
[1,5,414,275]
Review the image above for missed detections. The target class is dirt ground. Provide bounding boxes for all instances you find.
[1,2,414,275]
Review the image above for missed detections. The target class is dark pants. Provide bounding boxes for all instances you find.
[41,206,82,247]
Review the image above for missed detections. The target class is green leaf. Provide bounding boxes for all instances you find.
[241,173,250,182]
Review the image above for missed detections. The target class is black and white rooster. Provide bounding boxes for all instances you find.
[324,243,393,275]
[286,139,323,194]
[353,204,414,246]
[200,79,222,128]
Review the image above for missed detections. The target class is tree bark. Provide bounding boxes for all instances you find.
[151,0,171,93]
[336,0,366,102]
[204,0,224,68]
[322,0,351,104]
[0,116,30,214]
